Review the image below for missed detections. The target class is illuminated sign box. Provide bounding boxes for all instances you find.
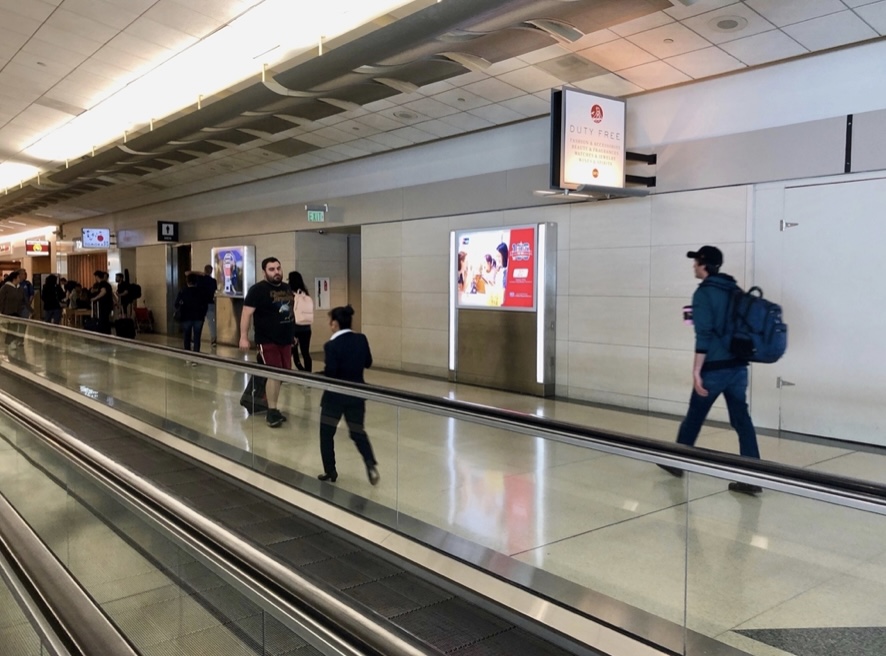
[210,246,255,299]
[455,226,536,311]
[81,228,111,249]
[25,239,50,256]
[551,87,626,190]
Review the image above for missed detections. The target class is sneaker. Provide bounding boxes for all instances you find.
[728,482,762,496]
[657,464,684,478]
[266,409,284,428]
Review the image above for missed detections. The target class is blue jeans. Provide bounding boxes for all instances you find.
[677,366,760,459]
[205,304,216,341]
[182,320,204,353]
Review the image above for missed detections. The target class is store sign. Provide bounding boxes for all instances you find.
[551,87,626,190]
[25,239,50,256]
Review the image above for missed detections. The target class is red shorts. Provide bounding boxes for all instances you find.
[258,343,292,370]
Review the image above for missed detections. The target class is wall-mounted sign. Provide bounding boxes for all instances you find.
[81,228,111,249]
[315,277,330,309]
[210,246,254,299]
[157,221,179,242]
[25,239,50,256]
[551,87,626,190]
[307,210,325,223]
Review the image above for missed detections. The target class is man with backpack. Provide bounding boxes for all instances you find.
[659,246,762,496]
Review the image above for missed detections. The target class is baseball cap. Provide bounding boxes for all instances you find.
[686,245,723,267]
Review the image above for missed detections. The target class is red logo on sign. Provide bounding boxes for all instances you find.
[591,104,603,123]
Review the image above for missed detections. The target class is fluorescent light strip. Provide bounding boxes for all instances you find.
[536,223,546,384]
[449,231,457,371]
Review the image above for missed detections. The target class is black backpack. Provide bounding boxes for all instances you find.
[725,286,788,363]
[123,268,142,301]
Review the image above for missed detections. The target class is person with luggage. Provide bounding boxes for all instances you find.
[90,270,114,334]
[175,272,209,360]
[239,257,295,428]
[41,274,65,324]
[658,246,762,495]
[316,305,379,486]
[288,271,313,372]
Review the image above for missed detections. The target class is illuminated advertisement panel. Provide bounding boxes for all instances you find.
[81,228,110,249]
[25,239,50,256]
[210,245,255,299]
[560,87,625,189]
[455,225,536,311]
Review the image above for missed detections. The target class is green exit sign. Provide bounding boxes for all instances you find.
[307,210,325,223]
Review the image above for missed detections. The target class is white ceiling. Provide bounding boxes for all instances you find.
[1,0,886,230]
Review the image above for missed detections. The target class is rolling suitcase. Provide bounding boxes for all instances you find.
[114,317,136,339]
[83,302,101,332]
[239,353,268,415]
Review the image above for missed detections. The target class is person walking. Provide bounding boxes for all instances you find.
[288,271,313,372]
[0,270,26,349]
[41,274,65,324]
[239,257,295,428]
[175,273,209,360]
[200,264,218,347]
[659,246,762,495]
[317,305,379,486]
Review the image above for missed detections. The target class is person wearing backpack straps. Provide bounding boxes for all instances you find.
[288,271,314,372]
[658,246,762,496]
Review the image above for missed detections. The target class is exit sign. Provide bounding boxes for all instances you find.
[307,210,325,223]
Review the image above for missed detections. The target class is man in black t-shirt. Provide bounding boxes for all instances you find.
[91,270,114,334]
[239,257,294,427]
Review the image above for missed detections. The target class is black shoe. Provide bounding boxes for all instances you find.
[318,472,337,482]
[657,464,684,478]
[728,482,762,496]
[366,466,380,486]
[266,409,284,428]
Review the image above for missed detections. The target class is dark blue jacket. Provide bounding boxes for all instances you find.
[692,273,745,370]
[321,331,372,407]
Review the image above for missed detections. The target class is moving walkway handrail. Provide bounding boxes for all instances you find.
[0,493,139,656]
[13,317,886,514]
[0,391,436,656]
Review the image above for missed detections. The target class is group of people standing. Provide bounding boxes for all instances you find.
[239,257,378,486]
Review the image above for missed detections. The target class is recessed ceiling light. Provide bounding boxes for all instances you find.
[393,110,417,120]
[709,15,748,32]
[36,61,46,67]
[663,38,674,44]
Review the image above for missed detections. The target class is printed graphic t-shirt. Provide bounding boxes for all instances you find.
[244,280,294,345]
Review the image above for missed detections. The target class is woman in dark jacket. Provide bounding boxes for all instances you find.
[41,274,65,324]
[317,305,378,485]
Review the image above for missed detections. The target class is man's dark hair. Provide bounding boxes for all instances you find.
[186,272,199,285]
[261,257,280,271]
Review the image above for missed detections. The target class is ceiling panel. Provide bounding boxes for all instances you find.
[745,0,847,27]
[719,29,808,65]
[665,46,746,78]
[855,0,886,34]
[782,9,878,49]
[680,3,777,44]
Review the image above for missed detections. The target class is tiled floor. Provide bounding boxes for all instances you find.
[6,326,886,656]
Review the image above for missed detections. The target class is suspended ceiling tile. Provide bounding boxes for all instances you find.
[480,57,524,76]
[362,98,399,113]
[665,46,745,78]
[0,8,42,36]
[134,160,174,171]
[719,29,808,66]
[365,131,415,149]
[745,0,847,27]
[852,1,886,35]
[352,113,405,132]
[180,140,227,155]
[432,87,493,111]
[33,96,87,117]
[782,10,877,49]
[125,17,199,50]
[143,0,225,38]
[566,28,620,52]
[12,50,81,79]
[681,4,777,45]
[50,8,120,43]
[348,138,391,154]
[412,119,463,139]
[663,0,736,21]
[467,102,525,125]
[444,70,489,87]
[450,27,555,63]
[516,44,571,65]
[77,56,137,84]
[207,130,258,146]
[334,119,380,138]
[3,0,57,23]
[462,77,525,102]
[178,0,262,23]
[626,22,713,58]
[326,142,376,158]
[295,132,339,149]
[312,125,360,144]
[401,96,460,119]
[118,166,151,177]
[439,111,495,131]
[63,0,144,30]
[609,10,674,37]
[499,94,550,117]
[577,38,657,70]
[387,125,437,144]
[157,151,198,163]
[843,0,882,6]
[284,101,344,123]
[240,115,306,135]
[617,60,692,89]
[496,66,565,93]
[31,24,103,58]
[258,139,320,158]
[535,54,609,83]
[91,44,154,74]
[573,72,644,97]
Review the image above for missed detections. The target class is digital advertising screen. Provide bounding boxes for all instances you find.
[455,226,536,311]
[210,245,254,299]
[25,239,49,256]
[81,228,110,249]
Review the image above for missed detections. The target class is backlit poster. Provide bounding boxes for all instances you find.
[456,226,536,310]
[560,87,625,189]
[210,246,254,298]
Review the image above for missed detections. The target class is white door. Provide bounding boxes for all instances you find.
[779,178,886,445]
